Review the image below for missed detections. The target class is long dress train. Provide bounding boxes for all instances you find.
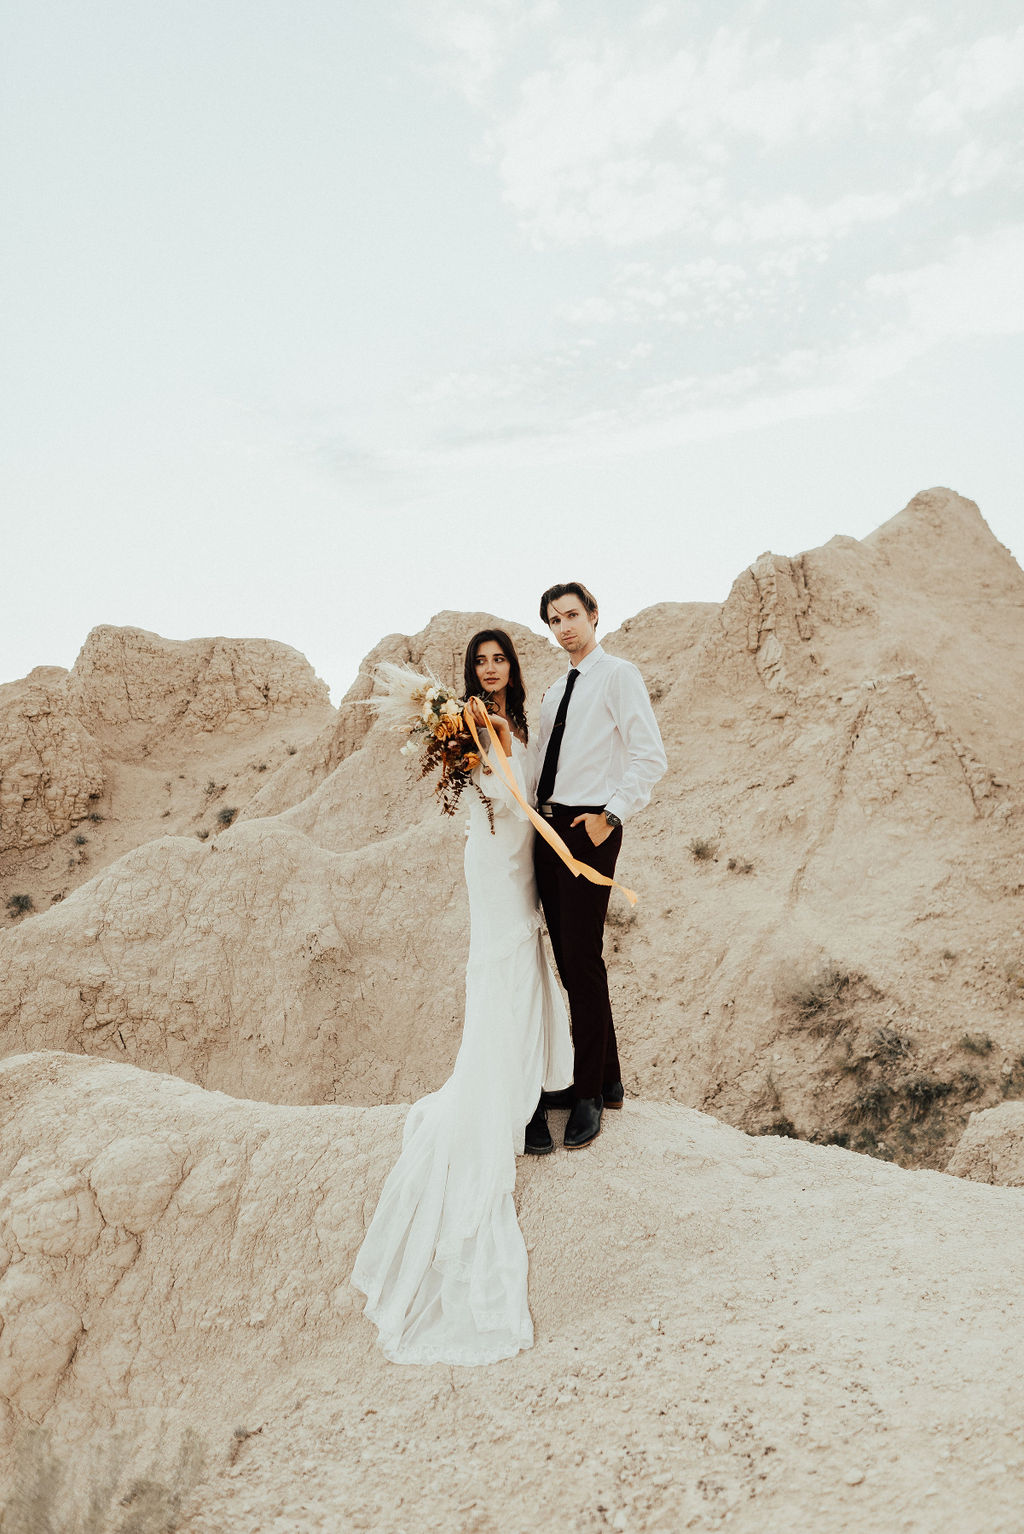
[351,739,573,1366]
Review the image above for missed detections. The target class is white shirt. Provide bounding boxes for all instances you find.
[536,645,667,822]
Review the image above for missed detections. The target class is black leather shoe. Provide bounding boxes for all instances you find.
[603,1081,625,1110]
[540,1086,574,1110]
[524,1101,553,1155]
[564,1095,603,1149]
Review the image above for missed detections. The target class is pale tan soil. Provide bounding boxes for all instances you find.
[3,1052,1023,1534]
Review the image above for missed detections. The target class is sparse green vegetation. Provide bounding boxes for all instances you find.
[688,836,718,862]
[73,833,89,847]
[959,1032,994,1056]
[940,948,957,962]
[196,829,210,841]
[216,807,238,828]
[726,856,754,874]
[285,744,298,756]
[204,780,218,796]
[6,893,34,917]
[87,811,105,823]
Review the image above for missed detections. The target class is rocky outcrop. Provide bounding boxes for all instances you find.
[3,1052,1024,1532]
[0,672,105,854]
[0,813,469,1107]
[1,628,336,921]
[947,1101,1024,1186]
[1,491,1022,1168]
[65,626,331,746]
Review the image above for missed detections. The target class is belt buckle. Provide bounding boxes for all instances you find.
[539,803,555,820]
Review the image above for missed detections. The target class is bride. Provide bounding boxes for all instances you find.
[351,629,574,1365]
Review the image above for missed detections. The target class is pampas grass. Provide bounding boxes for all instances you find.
[367,662,446,731]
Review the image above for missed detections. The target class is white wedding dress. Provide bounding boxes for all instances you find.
[351,738,574,1366]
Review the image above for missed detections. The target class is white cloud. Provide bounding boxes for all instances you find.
[866,223,1024,341]
[421,4,1023,257]
[912,26,1024,133]
[480,20,951,247]
[412,0,558,105]
[712,186,923,247]
[562,257,757,329]
[349,223,1024,476]
[945,138,1016,197]
[347,7,1024,482]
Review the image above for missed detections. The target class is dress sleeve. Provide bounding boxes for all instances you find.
[473,738,532,822]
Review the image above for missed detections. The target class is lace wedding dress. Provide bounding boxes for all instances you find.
[351,738,573,1365]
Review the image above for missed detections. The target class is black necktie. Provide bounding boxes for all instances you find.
[537,666,581,805]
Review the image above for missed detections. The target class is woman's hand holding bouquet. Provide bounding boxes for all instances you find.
[369,663,505,825]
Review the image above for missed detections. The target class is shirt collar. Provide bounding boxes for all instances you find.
[569,643,605,677]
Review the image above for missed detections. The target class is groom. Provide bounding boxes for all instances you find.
[528,582,667,1152]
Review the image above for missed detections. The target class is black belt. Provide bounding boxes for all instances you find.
[538,802,605,820]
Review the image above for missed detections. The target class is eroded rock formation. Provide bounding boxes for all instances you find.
[2,490,1024,1530]
[0,671,105,854]
[1,490,1022,1164]
[0,627,336,921]
[947,1100,1024,1186]
[65,626,331,745]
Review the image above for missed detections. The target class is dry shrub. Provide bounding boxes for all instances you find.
[688,836,718,862]
[785,963,855,1030]
[2,1424,206,1534]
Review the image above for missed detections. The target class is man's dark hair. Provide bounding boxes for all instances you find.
[539,582,599,627]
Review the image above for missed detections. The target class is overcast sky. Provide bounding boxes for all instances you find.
[3,0,1022,699]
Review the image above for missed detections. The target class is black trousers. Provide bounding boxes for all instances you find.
[533,814,623,1100]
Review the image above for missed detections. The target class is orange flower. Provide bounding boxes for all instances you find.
[464,751,480,770]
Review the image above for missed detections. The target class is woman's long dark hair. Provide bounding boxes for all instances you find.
[463,629,528,742]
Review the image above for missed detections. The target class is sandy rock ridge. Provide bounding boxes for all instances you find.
[2,489,1022,1168]
[0,613,558,1109]
[3,1050,1024,1534]
[1,626,335,916]
[600,488,1024,1164]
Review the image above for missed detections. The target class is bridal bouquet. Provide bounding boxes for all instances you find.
[370,663,495,825]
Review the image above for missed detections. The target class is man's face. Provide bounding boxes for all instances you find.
[546,594,598,661]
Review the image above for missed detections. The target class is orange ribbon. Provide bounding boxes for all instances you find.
[463,707,638,906]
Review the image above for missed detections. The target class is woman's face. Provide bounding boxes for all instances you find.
[474,640,511,696]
